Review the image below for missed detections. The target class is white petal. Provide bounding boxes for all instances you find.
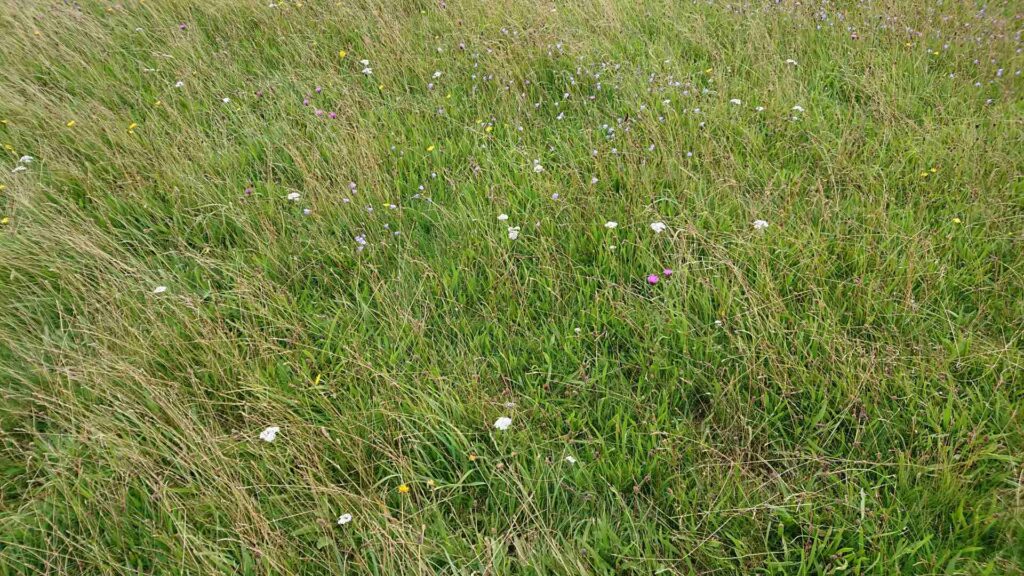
[152,285,168,294]
[493,416,512,430]
[259,426,280,442]
[337,513,353,525]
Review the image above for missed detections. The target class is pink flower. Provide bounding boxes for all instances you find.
[647,274,660,284]
[328,112,337,119]
[663,268,673,277]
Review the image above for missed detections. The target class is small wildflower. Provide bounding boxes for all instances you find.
[338,50,347,58]
[650,221,667,234]
[468,453,478,462]
[152,285,168,294]
[952,217,962,224]
[604,221,618,229]
[426,145,435,152]
[1,217,9,225]
[336,513,353,526]
[222,97,231,103]
[647,274,660,284]
[18,156,33,164]
[362,67,373,76]
[785,59,798,66]
[258,426,280,442]
[663,268,673,277]
[175,80,184,88]
[493,416,513,430]
[792,105,805,112]
[753,219,769,231]
[397,484,410,494]
[497,213,509,221]
[507,226,520,240]
[286,192,301,201]
[565,455,577,465]
[729,98,742,105]
[66,120,76,128]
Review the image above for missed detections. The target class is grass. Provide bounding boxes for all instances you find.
[0,0,1022,573]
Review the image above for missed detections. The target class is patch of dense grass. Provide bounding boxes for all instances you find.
[0,0,1021,574]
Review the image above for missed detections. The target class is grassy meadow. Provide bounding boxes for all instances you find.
[1,0,1022,573]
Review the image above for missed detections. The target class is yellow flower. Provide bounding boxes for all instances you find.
[485,126,493,133]
[930,167,937,173]
[704,68,713,74]
[66,120,76,127]
[154,100,162,106]
[378,84,384,90]
[468,453,478,461]
[952,217,962,224]
[446,93,451,99]
[1,217,9,225]
[0,185,6,191]
[397,484,410,494]
[4,144,13,151]
[426,145,435,152]
[919,172,929,178]
[128,123,138,131]
[426,479,435,487]
[338,49,347,59]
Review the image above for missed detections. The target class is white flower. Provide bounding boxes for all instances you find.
[604,221,618,229]
[286,192,300,201]
[222,97,230,103]
[362,67,373,76]
[302,208,312,216]
[650,221,667,234]
[18,156,33,164]
[152,285,168,294]
[785,59,798,66]
[591,176,598,184]
[507,226,520,240]
[497,213,509,221]
[729,98,742,105]
[792,105,805,112]
[174,80,184,88]
[753,219,769,231]
[493,416,512,430]
[755,106,765,112]
[11,166,27,174]
[337,513,353,526]
[532,162,544,173]
[258,426,280,442]
[565,455,577,464]
[432,70,443,79]
[359,59,370,66]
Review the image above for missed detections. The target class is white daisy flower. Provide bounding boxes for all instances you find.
[152,285,168,294]
[729,98,742,105]
[507,226,520,240]
[792,105,805,112]
[497,213,509,221]
[18,156,33,164]
[174,80,185,88]
[222,97,231,103]
[337,513,353,526]
[785,59,798,66]
[604,221,618,229]
[753,219,769,230]
[432,70,443,79]
[359,59,370,66]
[493,416,512,430]
[650,221,667,233]
[286,192,300,201]
[565,455,577,464]
[362,67,373,76]
[258,426,280,442]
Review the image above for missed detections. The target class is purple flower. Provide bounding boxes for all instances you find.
[303,98,310,106]
[178,23,188,30]
[328,111,337,119]
[647,274,660,285]
[662,268,673,277]
[315,86,323,94]
[244,187,254,196]
[315,109,324,116]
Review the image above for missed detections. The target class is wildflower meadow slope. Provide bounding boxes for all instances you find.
[0,0,1022,574]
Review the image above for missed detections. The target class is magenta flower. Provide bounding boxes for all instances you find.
[315,86,323,94]
[303,98,310,106]
[178,23,188,30]
[315,109,324,116]
[647,274,660,284]
[328,111,337,119]
[663,268,673,277]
